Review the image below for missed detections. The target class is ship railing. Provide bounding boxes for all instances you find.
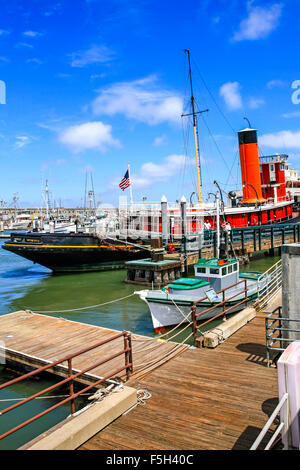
[265,306,300,367]
[0,331,133,442]
[250,392,289,450]
[190,279,249,343]
[230,224,300,251]
[262,194,293,205]
[254,259,282,312]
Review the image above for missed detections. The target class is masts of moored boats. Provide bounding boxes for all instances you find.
[182,49,208,206]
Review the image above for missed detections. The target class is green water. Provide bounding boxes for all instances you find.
[0,237,280,448]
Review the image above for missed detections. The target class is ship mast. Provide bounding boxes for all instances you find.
[183,49,208,206]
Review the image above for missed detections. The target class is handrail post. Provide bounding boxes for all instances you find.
[191,305,197,344]
[222,289,226,319]
[68,358,75,415]
[127,332,133,376]
[244,279,247,308]
[123,332,132,381]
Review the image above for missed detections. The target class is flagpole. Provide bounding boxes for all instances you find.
[128,162,133,208]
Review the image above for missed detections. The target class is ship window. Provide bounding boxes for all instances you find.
[197,267,206,274]
[25,238,41,244]
[233,264,238,271]
[13,237,23,242]
[210,268,219,275]
[270,164,274,171]
[221,267,227,276]
[228,265,233,274]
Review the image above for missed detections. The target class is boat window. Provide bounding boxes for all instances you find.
[13,237,23,242]
[25,238,41,244]
[197,267,206,274]
[233,264,238,271]
[210,268,219,275]
[221,267,227,276]
[228,265,233,274]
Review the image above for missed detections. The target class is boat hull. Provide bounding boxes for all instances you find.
[144,297,252,332]
[2,232,148,273]
[138,275,267,332]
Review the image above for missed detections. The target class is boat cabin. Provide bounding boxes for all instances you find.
[193,258,239,292]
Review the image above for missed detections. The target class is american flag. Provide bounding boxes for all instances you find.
[119,170,130,191]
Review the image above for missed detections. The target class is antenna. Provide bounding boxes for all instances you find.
[244,117,252,128]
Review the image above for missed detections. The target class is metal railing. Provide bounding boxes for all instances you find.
[250,392,289,450]
[191,279,248,343]
[0,331,133,441]
[266,306,300,367]
[254,259,282,311]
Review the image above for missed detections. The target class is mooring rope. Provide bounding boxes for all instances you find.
[30,292,137,314]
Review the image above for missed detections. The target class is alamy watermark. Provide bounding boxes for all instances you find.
[291,80,300,104]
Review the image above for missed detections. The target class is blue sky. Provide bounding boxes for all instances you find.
[0,0,300,208]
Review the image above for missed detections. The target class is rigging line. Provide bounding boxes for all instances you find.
[181,115,197,196]
[200,113,232,174]
[225,148,240,188]
[30,292,136,314]
[196,117,213,190]
[178,117,190,197]
[190,56,236,135]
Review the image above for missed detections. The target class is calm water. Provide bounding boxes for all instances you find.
[0,236,280,448]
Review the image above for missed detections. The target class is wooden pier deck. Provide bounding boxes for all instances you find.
[0,311,189,383]
[0,310,279,450]
[80,314,279,451]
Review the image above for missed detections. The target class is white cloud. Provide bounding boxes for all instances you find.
[92,75,183,125]
[0,30,10,36]
[130,154,192,189]
[15,135,30,148]
[219,81,242,110]
[267,79,286,89]
[27,58,43,64]
[248,97,265,109]
[232,3,283,41]
[153,135,167,146]
[15,42,33,48]
[59,121,121,153]
[23,31,43,38]
[282,111,300,119]
[69,45,114,68]
[259,129,300,149]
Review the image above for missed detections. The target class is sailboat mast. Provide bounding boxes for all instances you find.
[184,49,202,205]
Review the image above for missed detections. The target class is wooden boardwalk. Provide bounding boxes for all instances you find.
[0,310,280,450]
[80,315,279,451]
[0,311,188,383]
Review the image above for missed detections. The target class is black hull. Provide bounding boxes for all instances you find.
[2,232,149,273]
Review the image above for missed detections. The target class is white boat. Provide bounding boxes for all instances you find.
[42,219,77,233]
[136,257,270,332]
[10,213,34,230]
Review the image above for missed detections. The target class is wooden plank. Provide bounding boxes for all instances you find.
[0,311,188,382]
[80,315,279,451]
[0,310,279,449]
